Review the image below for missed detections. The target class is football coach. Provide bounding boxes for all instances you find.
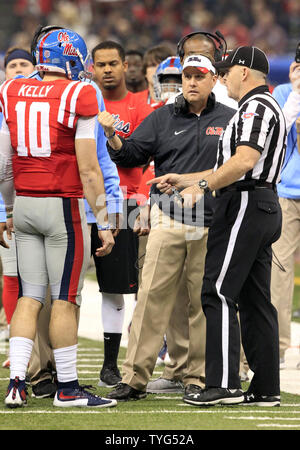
[98,54,236,401]
[150,46,287,407]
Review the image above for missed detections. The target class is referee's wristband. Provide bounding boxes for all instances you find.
[106,131,116,140]
[97,223,111,231]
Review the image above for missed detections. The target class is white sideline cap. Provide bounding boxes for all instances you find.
[183,54,216,75]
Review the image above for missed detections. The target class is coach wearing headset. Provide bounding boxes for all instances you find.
[98,46,236,401]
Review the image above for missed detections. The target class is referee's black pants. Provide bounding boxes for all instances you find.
[201,187,282,396]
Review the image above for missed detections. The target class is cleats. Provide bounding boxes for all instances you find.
[243,391,280,407]
[5,377,27,408]
[53,384,117,408]
[98,366,122,388]
[183,387,244,406]
[106,383,147,401]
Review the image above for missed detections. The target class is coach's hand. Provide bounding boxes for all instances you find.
[96,229,115,257]
[147,173,184,194]
[178,184,204,208]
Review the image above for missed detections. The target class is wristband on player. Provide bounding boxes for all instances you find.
[106,131,116,140]
[6,213,13,219]
[97,223,111,231]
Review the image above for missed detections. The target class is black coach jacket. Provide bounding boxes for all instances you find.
[107,93,235,227]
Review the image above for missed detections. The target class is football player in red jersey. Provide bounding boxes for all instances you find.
[0,28,116,409]
[125,50,148,93]
[139,44,173,108]
[92,40,153,388]
[0,47,35,372]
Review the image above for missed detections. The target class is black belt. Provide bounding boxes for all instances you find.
[218,180,277,195]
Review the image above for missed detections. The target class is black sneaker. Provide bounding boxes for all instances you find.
[98,366,122,388]
[243,391,280,407]
[106,383,147,401]
[183,387,244,406]
[31,379,57,399]
[184,384,203,396]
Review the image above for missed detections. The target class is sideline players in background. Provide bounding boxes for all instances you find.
[92,40,153,388]
[125,50,148,93]
[139,44,173,108]
[270,57,300,370]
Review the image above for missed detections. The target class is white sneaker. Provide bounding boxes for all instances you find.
[146,377,184,393]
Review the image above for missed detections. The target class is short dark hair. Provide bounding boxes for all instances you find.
[143,44,173,74]
[92,41,125,62]
[125,49,144,59]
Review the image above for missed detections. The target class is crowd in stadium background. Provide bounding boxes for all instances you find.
[0,0,299,85]
[0,0,299,410]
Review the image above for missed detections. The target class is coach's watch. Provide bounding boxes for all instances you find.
[198,179,210,193]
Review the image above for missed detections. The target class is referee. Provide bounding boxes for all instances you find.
[151,46,286,407]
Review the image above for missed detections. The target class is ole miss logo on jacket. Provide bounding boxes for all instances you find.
[206,126,224,136]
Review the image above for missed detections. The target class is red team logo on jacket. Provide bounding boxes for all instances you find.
[206,127,224,136]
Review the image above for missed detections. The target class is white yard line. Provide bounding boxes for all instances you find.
[0,409,299,414]
[225,416,300,420]
[258,424,300,428]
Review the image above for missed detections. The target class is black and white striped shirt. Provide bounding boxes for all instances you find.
[214,85,287,184]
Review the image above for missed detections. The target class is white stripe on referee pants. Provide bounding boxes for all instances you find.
[215,191,248,388]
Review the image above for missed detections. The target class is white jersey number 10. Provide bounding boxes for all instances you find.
[15,101,51,157]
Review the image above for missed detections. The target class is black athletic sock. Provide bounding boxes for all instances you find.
[57,379,79,390]
[103,332,122,368]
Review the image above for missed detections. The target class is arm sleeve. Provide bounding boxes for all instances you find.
[96,84,123,214]
[107,111,158,167]
[0,116,13,181]
[273,85,300,133]
[75,116,97,139]
[0,116,15,209]
[82,80,123,222]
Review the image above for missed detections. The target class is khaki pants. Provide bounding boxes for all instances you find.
[271,197,300,358]
[163,265,191,382]
[122,204,207,390]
